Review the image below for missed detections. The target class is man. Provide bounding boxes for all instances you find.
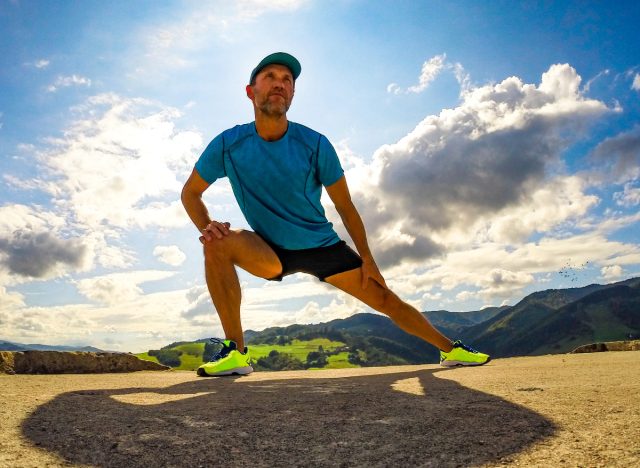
[181,52,489,376]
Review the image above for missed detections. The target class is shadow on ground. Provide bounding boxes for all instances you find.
[23,369,555,467]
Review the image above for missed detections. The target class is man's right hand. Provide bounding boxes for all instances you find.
[200,220,231,243]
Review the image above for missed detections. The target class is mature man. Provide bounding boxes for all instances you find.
[181,52,489,376]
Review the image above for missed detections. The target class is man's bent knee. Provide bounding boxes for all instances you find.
[203,232,237,263]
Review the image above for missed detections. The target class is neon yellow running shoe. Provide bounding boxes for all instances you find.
[197,339,253,376]
[440,340,490,367]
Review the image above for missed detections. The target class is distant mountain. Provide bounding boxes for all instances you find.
[244,277,640,364]
[424,307,507,332]
[0,340,104,353]
[460,278,640,356]
[0,340,28,351]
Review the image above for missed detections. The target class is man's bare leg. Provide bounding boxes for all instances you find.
[325,268,454,352]
[203,230,282,350]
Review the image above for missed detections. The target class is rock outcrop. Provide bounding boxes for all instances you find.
[571,340,640,353]
[0,351,169,374]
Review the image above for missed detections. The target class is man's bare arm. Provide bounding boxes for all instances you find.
[325,175,386,288]
[181,169,230,241]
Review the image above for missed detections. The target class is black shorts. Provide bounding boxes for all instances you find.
[266,240,363,282]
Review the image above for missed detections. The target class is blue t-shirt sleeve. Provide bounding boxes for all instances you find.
[316,135,344,186]
[194,134,226,184]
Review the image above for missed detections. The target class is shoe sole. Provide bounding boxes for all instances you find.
[197,366,253,377]
[440,356,491,367]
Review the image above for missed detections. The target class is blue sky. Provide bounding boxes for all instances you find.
[1,0,639,352]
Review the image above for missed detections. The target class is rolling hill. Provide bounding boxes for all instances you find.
[460,279,640,356]
[0,340,104,353]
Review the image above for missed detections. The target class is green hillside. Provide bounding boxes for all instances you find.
[136,338,351,371]
[136,277,640,371]
[460,282,640,356]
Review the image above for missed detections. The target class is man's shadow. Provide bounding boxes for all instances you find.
[23,368,555,467]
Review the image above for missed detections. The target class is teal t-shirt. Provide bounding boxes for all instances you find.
[195,122,344,249]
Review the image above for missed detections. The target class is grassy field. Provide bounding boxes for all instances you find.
[135,352,160,364]
[135,338,355,371]
[249,338,346,361]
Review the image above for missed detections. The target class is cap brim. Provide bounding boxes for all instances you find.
[250,52,301,83]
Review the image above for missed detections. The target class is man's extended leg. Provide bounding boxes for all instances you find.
[203,230,282,350]
[325,268,454,352]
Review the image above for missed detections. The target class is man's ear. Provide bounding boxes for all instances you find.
[246,84,254,100]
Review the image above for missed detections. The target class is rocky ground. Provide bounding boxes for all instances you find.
[1,351,638,467]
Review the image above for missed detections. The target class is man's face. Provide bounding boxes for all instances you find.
[246,64,295,117]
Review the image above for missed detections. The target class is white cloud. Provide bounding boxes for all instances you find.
[153,245,186,266]
[601,265,624,280]
[481,176,598,245]
[614,182,640,207]
[358,63,610,268]
[0,288,195,352]
[0,286,25,312]
[35,59,50,69]
[582,69,609,93]
[399,232,640,305]
[180,276,365,333]
[387,54,469,94]
[37,93,201,230]
[47,74,91,92]
[75,270,176,305]
[137,0,307,70]
[632,73,640,91]
[2,95,201,278]
[590,126,640,183]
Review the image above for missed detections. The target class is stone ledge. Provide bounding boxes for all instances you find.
[0,351,169,374]
[571,340,640,353]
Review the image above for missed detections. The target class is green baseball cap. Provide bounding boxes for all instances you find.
[249,52,301,84]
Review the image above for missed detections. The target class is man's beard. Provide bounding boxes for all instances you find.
[257,96,290,117]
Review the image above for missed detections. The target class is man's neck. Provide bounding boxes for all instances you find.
[254,114,289,142]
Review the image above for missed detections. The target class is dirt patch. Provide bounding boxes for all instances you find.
[1,352,639,467]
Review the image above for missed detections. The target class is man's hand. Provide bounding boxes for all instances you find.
[200,220,231,244]
[361,255,387,289]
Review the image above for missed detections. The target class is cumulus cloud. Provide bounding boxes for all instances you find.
[0,204,90,280]
[477,269,535,300]
[0,288,192,352]
[153,245,186,266]
[181,285,214,321]
[387,54,469,94]
[180,278,359,332]
[0,230,88,279]
[37,93,201,230]
[400,231,640,306]
[601,265,624,280]
[75,270,176,305]
[590,126,640,183]
[355,63,610,267]
[47,74,91,92]
[0,286,25,312]
[632,73,640,91]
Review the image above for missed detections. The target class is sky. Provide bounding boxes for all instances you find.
[1,0,639,352]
